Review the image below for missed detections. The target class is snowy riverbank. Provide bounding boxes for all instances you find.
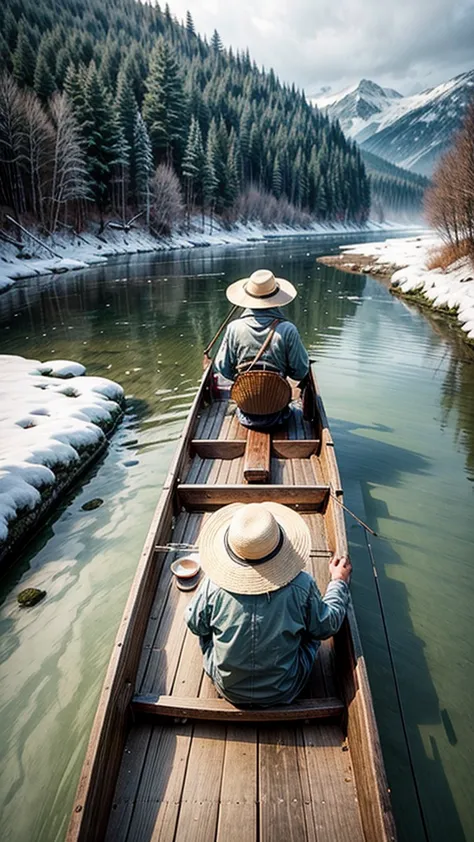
[0,356,124,567]
[0,217,407,293]
[319,234,474,343]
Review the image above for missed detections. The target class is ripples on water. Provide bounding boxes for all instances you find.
[0,234,473,842]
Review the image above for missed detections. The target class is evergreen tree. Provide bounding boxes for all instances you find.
[185,11,195,35]
[116,67,138,191]
[3,9,18,52]
[113,125,130,223]
[116,69,138,150]
[203,121,219,229]
[64,63,87,121]
[225,133,239,208]
[0,35,11,76]
[134,112,153,225]
[13,23,36,88]
[210,30,223,53]
[99,39,122,91]
[34,51,56,102]
[81,61,122,218]
[142,38,187,168]
[182,116,205,209]
[55,48,72,88]
[272,154,282,199]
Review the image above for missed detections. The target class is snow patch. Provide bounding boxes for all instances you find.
[0,355,124,551]
[339,234,474,338]
[39,360,86,378]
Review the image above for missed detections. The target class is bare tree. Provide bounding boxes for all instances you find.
[20,88,54,227]
[0,73,25,215]
[426,98,474,255]
[236,187,312,229]
[47,92,90,232]
[150,163,184,235]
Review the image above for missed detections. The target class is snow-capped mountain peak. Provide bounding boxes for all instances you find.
[313,70,474,176]
[313,79,402,139]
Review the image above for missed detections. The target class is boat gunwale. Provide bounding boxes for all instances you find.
[66,365,214,842]
[311,368,397,841]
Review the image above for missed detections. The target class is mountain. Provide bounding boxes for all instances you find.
[314,71,474,176]
[314,80,402,139]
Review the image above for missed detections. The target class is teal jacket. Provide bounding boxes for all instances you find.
[214,307,309,382]
[184,571,349,706]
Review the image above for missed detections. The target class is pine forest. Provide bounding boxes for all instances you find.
[0,0,374,236]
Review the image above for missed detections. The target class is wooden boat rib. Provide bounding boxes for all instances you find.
[67,366,396,842]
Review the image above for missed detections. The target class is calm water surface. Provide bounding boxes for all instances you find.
[0,233,473,842]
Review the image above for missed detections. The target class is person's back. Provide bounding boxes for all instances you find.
[185,502,352,707]
[215,306,309,383]
[213,269,309,428]
[186,568,349,706]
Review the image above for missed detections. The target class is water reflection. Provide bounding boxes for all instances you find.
[0,234,473,842]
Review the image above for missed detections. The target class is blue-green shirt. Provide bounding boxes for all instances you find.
[214,307,309,382]
[184,571,349,706]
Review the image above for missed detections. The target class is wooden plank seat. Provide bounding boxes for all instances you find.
[191,440,246,459]
[190,439,321,460]
[177,483,330,510]
[244,430,271,483]
[132,694,345,721]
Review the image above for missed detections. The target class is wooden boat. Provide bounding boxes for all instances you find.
[67,365,396,842]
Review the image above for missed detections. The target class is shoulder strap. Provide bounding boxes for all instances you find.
[242,318,281,373]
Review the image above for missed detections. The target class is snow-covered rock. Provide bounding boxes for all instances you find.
[0,355,124,560]
[37,360,86,378]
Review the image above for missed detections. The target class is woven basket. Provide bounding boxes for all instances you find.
[231,370,291,415]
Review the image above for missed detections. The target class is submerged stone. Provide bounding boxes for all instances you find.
[17,588,46,607]
[81,498,104,511]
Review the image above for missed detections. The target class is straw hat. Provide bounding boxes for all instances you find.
[198,502,310,595]
[226,269,297,309]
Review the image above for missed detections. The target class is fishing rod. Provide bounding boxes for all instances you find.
[330,490,377,536]
[203,304,240,358]
[155,542,333,557]
[364,532,431,842]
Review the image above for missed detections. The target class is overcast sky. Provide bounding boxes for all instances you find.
[167,0,474,97]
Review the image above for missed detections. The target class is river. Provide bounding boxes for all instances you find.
[0,232,473,842]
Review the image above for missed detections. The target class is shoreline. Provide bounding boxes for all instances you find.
[318,235,474,346]
[0,217,413,294]
[0,357,125,570]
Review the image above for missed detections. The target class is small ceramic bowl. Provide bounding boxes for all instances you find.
[170,554,201,591]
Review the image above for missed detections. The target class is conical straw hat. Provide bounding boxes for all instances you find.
[198,502,310,595]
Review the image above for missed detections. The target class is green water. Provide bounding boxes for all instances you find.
[0,234,473,842]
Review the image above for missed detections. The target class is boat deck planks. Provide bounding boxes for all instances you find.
[105,401,367,841]
[70,370,395,842]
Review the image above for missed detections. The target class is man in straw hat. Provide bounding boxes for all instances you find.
[214,268,309,429]
[185,501,351,706]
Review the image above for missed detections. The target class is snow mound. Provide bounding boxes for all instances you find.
[0,355,124,550]
[38,360,86,378]
[45,258,88,273]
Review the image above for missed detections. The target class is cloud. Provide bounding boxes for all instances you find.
[167,0,474,94]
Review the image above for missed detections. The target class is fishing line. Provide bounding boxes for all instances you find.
[364,531,431,842]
